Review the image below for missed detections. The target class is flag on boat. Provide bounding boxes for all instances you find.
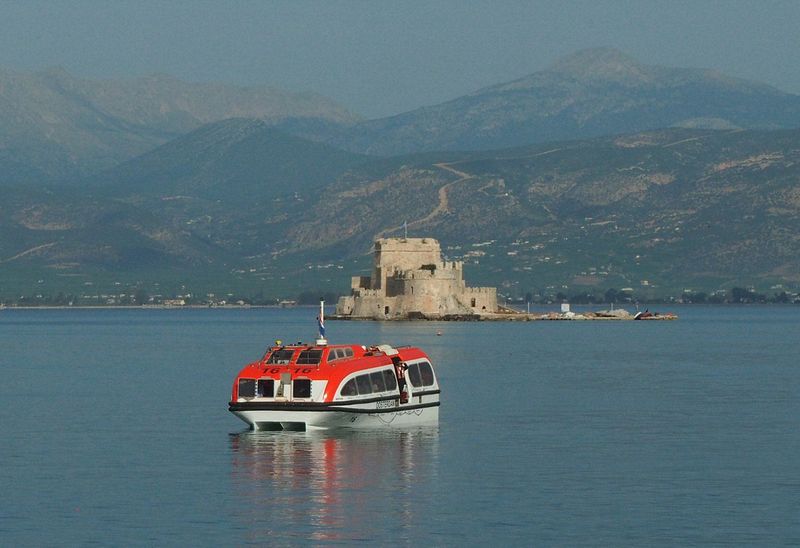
[317,315,325,337]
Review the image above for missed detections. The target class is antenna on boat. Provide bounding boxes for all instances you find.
[316,298,328,346]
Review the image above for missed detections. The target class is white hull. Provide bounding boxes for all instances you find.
[232,404,438,431]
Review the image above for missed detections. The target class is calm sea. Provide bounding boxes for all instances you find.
[1,306,798,545]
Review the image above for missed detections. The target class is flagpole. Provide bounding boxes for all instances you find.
[316,298,327,346]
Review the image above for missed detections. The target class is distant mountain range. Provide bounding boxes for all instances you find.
[0,67,359,184]
[326,48,800,155]
[6,48,800,184]
[2,48,800,301]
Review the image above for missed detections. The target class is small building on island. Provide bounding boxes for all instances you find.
[335,237,498,320]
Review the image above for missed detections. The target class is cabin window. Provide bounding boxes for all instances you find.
[297,349,323,365]
[356,374,372,395]
[328,348,354,362]
[238,379,255,398]
[257,379,274,397]
[407,363,422,387]
[382,369,397,391]
[266,349,294,364]
[293,379,311,398]
[370,371,387,393]
[340,378,357,396]
[419,361,435,386]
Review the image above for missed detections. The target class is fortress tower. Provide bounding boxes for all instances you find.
[335,238,498,320]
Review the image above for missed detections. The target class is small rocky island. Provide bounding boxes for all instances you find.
[334,237,676,321]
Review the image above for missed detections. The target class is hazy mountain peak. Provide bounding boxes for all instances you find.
[332,47,800,156]
[0,65,362,183]
[38,65,72,77]
[546,47,650,82]
[33,65,76,85]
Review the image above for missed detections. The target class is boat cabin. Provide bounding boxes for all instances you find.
[231,343,437,405]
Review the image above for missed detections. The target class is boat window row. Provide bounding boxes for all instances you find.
[340,369,398,397]
[327,347,355,361]
[265,347,353,365]
[407,361,436,387]
[238,378,311,399]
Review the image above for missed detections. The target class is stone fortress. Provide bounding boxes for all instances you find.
[335,237,498,320]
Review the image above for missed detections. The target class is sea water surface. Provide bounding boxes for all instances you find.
[1,306,798,545]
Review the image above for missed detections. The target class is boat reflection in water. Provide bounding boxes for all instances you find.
[229,428,439,543]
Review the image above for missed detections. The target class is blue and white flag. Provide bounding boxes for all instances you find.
[317,315,325,337]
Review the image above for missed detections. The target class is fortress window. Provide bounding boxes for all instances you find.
[407,363,422,387]
[419,361,435,386]
[297,349,323,365]
[266,349,295,364]
[340,379,357,396]
[293,379,311,398]
[356,374,372,395]
[370,371,387,393]
[257,379,274,397]
[421,264,436,273]
[471,298,476,307]
[383,369,397,391]
[238,379,255,399]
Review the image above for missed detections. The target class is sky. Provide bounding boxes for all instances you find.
[1,0,799,118]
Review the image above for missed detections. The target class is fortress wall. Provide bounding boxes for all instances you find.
[405,269,459,282]
[395,277,473,316]
[439,260,463,271]
[463,287,496,295]
[355,288,382,297]
[462,286,498,312]
[350,294,399,318]
[351,276,371,290]
[385,276,406,297]
[335,295,355,315]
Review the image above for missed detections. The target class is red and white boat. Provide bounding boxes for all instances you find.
[228,303,440,431]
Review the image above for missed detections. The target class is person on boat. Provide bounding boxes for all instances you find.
[394,360,409,403]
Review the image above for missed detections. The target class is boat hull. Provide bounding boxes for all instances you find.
[230,402,439,431]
